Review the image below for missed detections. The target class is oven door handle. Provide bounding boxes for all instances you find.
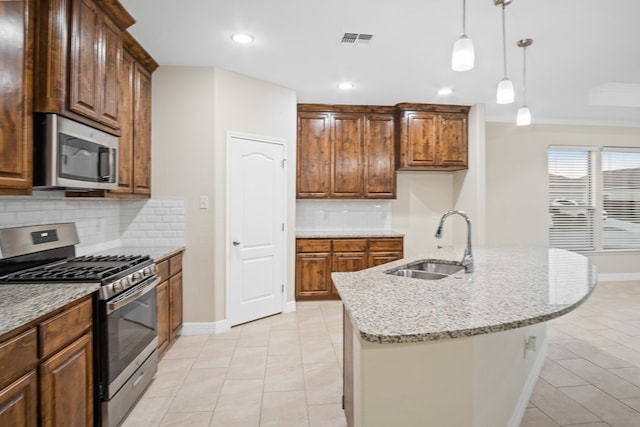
[106,276,160,314]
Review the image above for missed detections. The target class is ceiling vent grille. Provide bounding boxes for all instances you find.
[339,33,374,48]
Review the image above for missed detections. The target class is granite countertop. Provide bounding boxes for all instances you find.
[0,283,100,338]
[332,247,597,344]
[296,230,404,238]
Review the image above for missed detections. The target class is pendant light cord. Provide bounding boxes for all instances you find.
[501,5,508,77]
[522,46,527,104]
[462,0,467,35]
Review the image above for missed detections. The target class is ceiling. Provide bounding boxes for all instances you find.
[120,0,640,127]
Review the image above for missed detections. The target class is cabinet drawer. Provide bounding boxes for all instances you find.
[169,252,183,275]
[368,238,403,252]
[157,259,169,282]
[39,297,92,358]
[332,239,367,252]
[0,329,37,389]
[296,239,331,253]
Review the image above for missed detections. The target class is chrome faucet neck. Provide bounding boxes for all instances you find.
[434,210,474,273]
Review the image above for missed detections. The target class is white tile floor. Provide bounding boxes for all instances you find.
[123,281,640,427]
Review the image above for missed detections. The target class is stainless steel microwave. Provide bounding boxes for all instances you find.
[33,113,118,190]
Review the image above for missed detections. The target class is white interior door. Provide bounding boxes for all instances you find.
[228,134,285,326]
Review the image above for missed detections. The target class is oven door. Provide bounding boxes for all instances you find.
[102,276,159,398]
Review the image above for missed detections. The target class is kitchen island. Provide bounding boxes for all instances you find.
[332,247,596,427]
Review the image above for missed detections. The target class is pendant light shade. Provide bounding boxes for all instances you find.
[495,0,514,104]
[497,78,514,104]
[516,106,531,126]
[451,0,474,71]
[516,38,533,126]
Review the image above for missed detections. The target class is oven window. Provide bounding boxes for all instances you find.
[106,287,157,385]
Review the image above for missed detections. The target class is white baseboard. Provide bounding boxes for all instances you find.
[508,337,548,427]
[284,300,297,313]
[178,320,230,336]
[599,272,640,282]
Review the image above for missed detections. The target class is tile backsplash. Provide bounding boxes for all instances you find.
[0,193,185,254]
[296,200,391,231]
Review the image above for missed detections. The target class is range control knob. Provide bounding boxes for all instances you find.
[133,272,142,281]
[113,281,123,292]
[105,283,114,297]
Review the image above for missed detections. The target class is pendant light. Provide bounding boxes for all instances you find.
[495,0,514,104]
[451,0,474,71]
[516,38,533,126]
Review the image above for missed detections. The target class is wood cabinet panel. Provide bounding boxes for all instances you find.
[132,64,152,194]
[156,259,169,282]
[169,252,183,275]
[40,332,93,427]
[295,237,404,300]
[38,297,92,358]
[156,280,170,355]
[297,105,396,199]
[0,329,37,389]
[169,271,183,341]
[297,112,331,197]
[364,114,396,198]
[396,104,470,171]
[0,371,37,427]
[115,49,135,192]
[331,114,363,197]
[295,252,332,298]
[0,0,32,194]
[100,13,122,128]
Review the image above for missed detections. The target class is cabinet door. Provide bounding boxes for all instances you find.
[295,252,332,298]
[0,371,37,427]
[40,332,93,427]
[399,111,437,168]
[132,64,152,195]
[169,272,183,341]
[113,49,135,193]
[333,252,367,272]
[331,113,363,198]
[437,113,468,168]
[364,113,395,198]
[156,280,170,354]
[68,0,101,122]
[99,13,121,129]
[297,112,331,197]
[0,0,32,194]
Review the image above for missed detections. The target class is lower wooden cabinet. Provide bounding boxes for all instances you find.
[156,250,184,355]
[0,371,37,427]
[0,296,93,427]
[296,237,403,300]
[40,333,93,427]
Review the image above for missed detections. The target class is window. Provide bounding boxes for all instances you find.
[602,148,640,249]
[548,149,595,251]
[548,146,640,252]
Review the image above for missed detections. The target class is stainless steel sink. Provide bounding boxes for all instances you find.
[385,260,465,280]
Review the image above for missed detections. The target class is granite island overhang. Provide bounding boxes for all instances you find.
[332,247,597,427]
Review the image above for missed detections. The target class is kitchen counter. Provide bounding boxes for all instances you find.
[0,283,100,337]
[296,230,404,238]
[333,246,596,344]
[337,247,597,427]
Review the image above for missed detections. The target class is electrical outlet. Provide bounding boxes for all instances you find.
[199,196,209,209]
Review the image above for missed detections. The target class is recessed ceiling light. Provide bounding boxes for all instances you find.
[437,87,453,96]
[338,82,354,90]
[231,33,254,44]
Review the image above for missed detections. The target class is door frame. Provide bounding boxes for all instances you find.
[225,131,288,326]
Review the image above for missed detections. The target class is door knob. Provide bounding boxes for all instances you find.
[233,241,240,246]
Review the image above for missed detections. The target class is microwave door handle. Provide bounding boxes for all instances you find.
[110,147,117,183]
[98,147,110,181]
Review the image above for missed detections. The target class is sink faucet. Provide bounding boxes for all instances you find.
[435,210,473,273]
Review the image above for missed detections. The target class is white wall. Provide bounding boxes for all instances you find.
[485,122,640,275]
[152,66,297,324]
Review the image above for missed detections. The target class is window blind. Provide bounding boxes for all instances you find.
[548,149,595,251]
[602,148,640,249]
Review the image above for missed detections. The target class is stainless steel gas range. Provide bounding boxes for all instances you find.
[0,223,159,427]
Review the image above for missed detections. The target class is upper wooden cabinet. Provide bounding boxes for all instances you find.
[0,0,33,195]
[34,0,135,134]
[297,104,396,199]
[395,103,470,171]
[110,32,157,198]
